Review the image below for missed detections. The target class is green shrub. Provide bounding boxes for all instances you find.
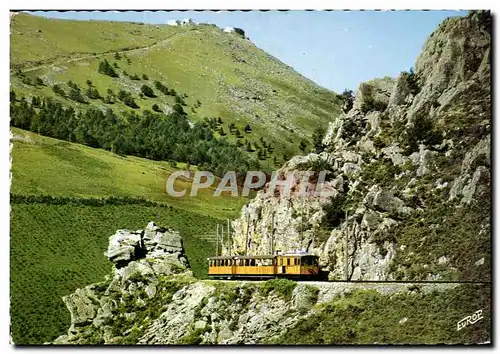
[98,59,118,78]
[321,194,347,228]
[52,84,66,97]
[273,285,491,344]
[359,84,388,113]
[140,84,155,98]
[260,278,297,301]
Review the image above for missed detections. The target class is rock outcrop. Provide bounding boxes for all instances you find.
[53,222,190,344]
[52,222,475,344]
[229,11,491,282]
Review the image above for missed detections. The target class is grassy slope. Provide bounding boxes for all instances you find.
[10,128,249,344]
[272,284,491,344]
[10,128,249,219]
[10,202,220,344]
[10,12,341,164]
[8,12,339,344]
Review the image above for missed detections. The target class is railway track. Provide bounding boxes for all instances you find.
[204,279,490,285]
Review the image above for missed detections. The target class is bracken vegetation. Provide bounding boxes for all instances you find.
[10,96,261,177]
[10,199,220,344]
[273,285,491,344]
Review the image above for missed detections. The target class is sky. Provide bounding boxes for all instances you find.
[28,10,467,93]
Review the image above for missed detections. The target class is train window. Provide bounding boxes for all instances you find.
[250,259,256,266]
[287,258,290,266]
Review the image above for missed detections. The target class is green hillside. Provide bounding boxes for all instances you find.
[9,11,341,345]
[10,128,250,344]
[10,201,221,344]
[10,12,341,164]
[10,127,249,219]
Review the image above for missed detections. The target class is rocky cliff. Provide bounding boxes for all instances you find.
[230,10,491,282]
[52,222,490,345]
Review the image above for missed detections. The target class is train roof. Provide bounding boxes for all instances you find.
[208,253,318,260]
[208,255,275,260]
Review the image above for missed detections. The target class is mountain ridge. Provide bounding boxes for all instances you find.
[10,12,342,165]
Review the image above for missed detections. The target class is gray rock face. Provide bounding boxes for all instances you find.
[388,73,411,108]
[352,77,395,112]
[105,222,184,268]
[105,230,142,264]
[292,283,319,311]
[55,222,190,344]
[230,12,490,284]
[461,166,490,204]
[461,135,490,174]
[409,145,437,177]
[62,287,100,332]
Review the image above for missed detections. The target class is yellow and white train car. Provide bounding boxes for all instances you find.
[207,252,321,280]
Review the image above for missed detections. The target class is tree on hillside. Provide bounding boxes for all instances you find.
[67,80,79,90]
[152,104,162,112]
[340,89,355,113]
[172,103,186,115]
[68,88,87,104]
[155,81,170,95]
[117,90,139,109]
[312,127,326,153]
[85,86,101,100]
[140,85,155,98]
[114,52,121,60]
[244,124,252,133]
[299,139,308,152]
[142,74,149,80]
[52,84,66,97]
[98,59,119,78]
[175,95,187,106]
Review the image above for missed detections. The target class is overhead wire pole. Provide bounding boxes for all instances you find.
[227,219,231,256]
[271,212,275,255]
[216,224,219,256]
[245,215,250,256]
[345,210,349,281]
[222,223,225,256]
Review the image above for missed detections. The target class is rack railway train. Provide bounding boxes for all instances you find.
[207,252,324,280]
